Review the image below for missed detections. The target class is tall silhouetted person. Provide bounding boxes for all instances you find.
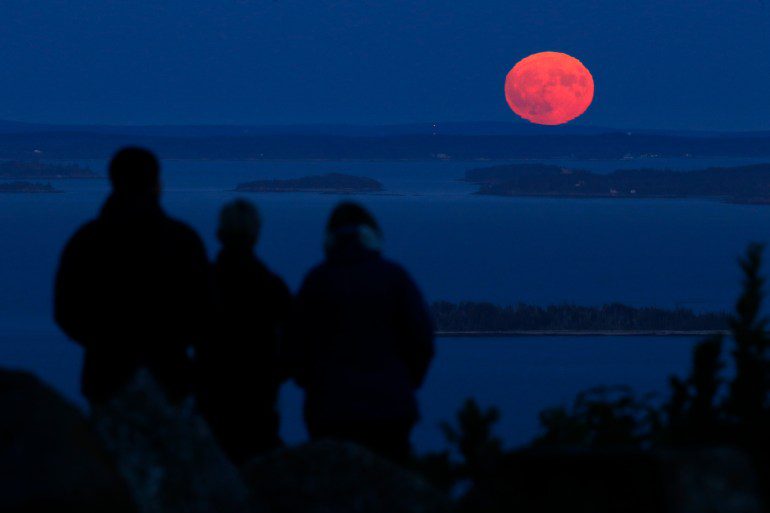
[54,147,212,403]
[196,199,292,464]
[286,202,434,461]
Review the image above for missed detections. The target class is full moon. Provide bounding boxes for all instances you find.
[504,52,594,125]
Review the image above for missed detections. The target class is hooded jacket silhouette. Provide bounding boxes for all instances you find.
[286,202,434,460]
[54,148,212,403]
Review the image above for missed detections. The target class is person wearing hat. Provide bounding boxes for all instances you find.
[196,199,292,463]
[286,201,434,462]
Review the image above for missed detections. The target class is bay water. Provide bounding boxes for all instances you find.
[1,157,767,450]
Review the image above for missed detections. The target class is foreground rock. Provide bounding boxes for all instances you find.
[0,368,134,513]
[663,448,762,513]
[92,369,258,513]
[243,440,451,513]
[461,447,763,513]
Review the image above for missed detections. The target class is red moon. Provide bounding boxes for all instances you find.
[504,52,594,125]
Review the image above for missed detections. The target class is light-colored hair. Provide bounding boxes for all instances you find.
[218,199,261,246]
[324,224,383,255]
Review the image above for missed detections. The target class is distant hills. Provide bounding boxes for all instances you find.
[465,163,770,203]
[0,132,769,161]
[0,119,769,160]
[0,119,767,138]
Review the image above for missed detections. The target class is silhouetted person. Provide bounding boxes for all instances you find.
[196,199,292,464]
[54,147,212,404]
[286,202,434,462]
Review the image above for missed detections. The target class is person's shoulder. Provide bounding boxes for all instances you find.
[297,260,331,291]
[256,259,291,294]
[64,219,102,248]
[164,216,199,237]
[164,216,206,247]
[303,261,327,280]
[72,218,101,236]
[378,256,411,278]
[378,258,424,293]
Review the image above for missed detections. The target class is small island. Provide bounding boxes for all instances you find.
[465,163,770,204]
[235,173,385,194]
[0,181,61,193]
[431,301,727,335]
[0,160,96,179]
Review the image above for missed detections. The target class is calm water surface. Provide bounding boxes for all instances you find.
[0,157,765,450]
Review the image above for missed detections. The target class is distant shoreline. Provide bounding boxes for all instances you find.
[235,173,385,194]
[436,330,729,337]
[432,301,727,335]
[1,131,769,160]
[0,181,62,194]
[465,163,770,204]
[27,156,770,164]
[471,191,769,205]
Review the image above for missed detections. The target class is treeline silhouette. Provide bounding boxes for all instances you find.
[431,301,727,332]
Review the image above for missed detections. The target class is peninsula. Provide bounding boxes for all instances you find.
[465,163,770,203]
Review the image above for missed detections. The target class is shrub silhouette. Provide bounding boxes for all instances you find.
[440,398,503,481]
[412,398,503,493]
[534,243,770,450]
[534,386,659,449]
[418,243,770,508]
[727,243,769,427]
[665,334,724,444]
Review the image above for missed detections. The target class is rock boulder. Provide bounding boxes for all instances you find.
[91,369,258,513]
[0,368,134,513]
[243,440,450,513]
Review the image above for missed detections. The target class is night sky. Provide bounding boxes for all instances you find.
[1,0,769,130]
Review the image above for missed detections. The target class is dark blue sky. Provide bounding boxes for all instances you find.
[1,0,769,130]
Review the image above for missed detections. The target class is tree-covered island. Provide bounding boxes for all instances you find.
[0,160,95,179]
[0,181,61,193]
[431,301,727,335]
[235,173,385,193]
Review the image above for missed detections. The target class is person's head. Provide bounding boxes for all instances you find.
[109,147,160,198]
[218,199,261,248]
[325,202,382,254]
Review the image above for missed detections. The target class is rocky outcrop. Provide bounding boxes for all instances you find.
[459,447,763,513]
[662,448,763,513]
[243,440,451,513]
[91,369,259,513]
[2,365,763,513]
[0,368,134,513]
